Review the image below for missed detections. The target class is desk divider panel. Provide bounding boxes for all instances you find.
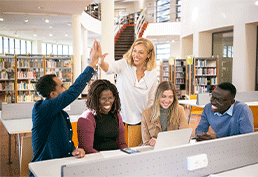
[1,99,85,120]
[65,99,86,115]
[1,102,34,120]
[235,91,258,102]
[61,132,258,177]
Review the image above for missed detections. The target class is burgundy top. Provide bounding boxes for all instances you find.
[77,109,127,154]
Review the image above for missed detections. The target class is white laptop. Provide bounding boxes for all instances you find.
[136,128,193,152]
[154,128,193,150]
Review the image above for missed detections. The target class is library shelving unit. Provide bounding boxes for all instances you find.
[194,56,219,94]
[173,58,186,99]
[0,55,72,104]
[160,60,172,82]
[0,56,15,103]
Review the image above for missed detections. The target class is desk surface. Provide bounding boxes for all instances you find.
[215,163,258,176]
[0,114,80,135]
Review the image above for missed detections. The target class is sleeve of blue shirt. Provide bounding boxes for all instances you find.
[33,66,95,128]
[195,104,210,135]
[238,103,254,134]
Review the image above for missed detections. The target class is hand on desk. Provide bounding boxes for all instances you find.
[196,133,214,142]
[72,148,85,158]
[146,138,157,146]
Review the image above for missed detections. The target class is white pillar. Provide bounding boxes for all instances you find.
[82,29,89,95]
[100,0,115,83]
[72,14,81,83]
[233,23,256,91]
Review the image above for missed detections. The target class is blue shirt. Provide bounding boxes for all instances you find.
[195,101,254,137]
[31,66,94,163]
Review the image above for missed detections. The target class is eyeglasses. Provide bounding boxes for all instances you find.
[99,96,115,103]
[209,93,230,104]
[134,77,148,90]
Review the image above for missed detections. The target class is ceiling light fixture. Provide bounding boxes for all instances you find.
[49,34,52,36]
[34,34,37,37]
[65,32,68,37]
[0,13,3,22]
[172,40,175,43]
[15,31,18,37]
[255,1,258,5]
[49,26,52,28]
[24,15,28,23]
[45,17,49,23]
[67,22,72,26]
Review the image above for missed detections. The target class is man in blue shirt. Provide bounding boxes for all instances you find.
[195,82,254,141]
[30,40,101,171]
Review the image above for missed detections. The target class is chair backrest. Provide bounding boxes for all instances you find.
[20,136,33,177]
[71,122,78,148]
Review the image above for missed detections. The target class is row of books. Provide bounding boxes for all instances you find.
[196,68,216,75]
[0,82,14,90]
[195,77,217,85]
[17,59,43,68]
[175,78,184,84]
[46,60,71,68]
[17,82,36,90]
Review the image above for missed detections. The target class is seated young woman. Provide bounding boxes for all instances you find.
[77,79,127,154]
[141,81,189,146]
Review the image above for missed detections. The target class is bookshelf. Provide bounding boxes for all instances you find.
[0,56,15,103]
[160,60,172,82]
[194,56,219,94]
[173,58,186,99]
[0,55,72,104]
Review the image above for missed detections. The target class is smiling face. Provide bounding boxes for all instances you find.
[210,87,235,114]
[159,90,174,109]
[132,44,150,68]
[99,90,115,114]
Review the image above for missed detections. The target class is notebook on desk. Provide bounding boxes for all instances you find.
[154,128,193,150]
[136,128,193,152]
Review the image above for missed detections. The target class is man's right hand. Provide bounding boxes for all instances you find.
[88,39,101,69]
[196,133,213,142]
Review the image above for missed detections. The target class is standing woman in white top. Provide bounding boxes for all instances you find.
[98,38,158,126]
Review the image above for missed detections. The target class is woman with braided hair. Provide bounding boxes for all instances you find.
[77,79,127,154]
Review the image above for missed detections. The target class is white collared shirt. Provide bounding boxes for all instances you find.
[106,58,158,124]
[214,103,235,117]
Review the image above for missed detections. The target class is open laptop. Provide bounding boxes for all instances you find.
[154,128,193,150]
[136,128,193,152]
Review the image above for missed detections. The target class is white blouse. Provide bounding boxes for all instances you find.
[106,58,158,124]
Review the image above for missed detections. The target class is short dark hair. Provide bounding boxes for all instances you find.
[86,79,121,120]
[36,74,57,99]
[217,82,237,97]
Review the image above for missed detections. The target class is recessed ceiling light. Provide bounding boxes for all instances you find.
[255,1,258,5]
[67,22,72,26]
[24,16,28,23]
[37,6,44,10]
[34,34,37,37]
[0,17,3,22]
[49,26,52,28]
[45,17,49,23]
[172,40,175,43]
[49,34,52,36]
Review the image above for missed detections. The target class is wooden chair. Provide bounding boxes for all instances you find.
[249,106,258,132]
[189,95,203,116]
[124,124,142,148]
[20,136,33,177]
[71,122,78,148]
